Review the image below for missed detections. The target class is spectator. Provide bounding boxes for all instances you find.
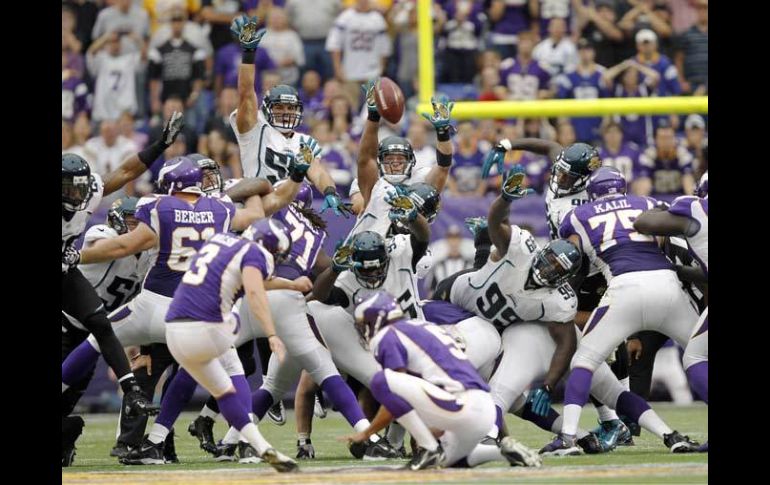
[62,53,90,123]
[618,0,674,56]
[87,32,143,122]
[633,122,694,197]
[144,0,201,34]
[555,119,576,147]
[682,114,707,174]
[447,121,487,197]
[533,18,578,77]
[604,59,659,146]
[299,71,326,123]
[286,0,342,81]
[598,120,639,182]
[148,96,199,153]
[117,111,149,150]
[499,32,552,100]
[477,66,507,101]
[573,0,625,68]
[148,11,206,116]
[84,119,139,176]
[62,121,90,162]
[326,0,393,110]
[389,0,419,98]
[556,38,608,143]
[150,7,215,62]
[532,0,573,39]
[477,119,500,151]
[487,0,533,60]
[200,88,240,153]
[91,0,150,55]
[214,40,275,97]
[522,117,556,140]
[260,8,306,86]
[667,0,699,34]
[63,1,99,51]
[424,225,473,292]
[72,112,93,151]
[674,0,707,95]
[312,121,355,196]
[408,121,438,169]
[204,128,243,179]
[199,0,254,52]
[328,95,355,141]
[62,7,85,77]
[440,0,485,84]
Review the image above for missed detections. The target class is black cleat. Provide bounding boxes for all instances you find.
[188,416,217,454]
[163,429,179,464]
[349,438,371,459]
[110,441,132,458]
[62,416,85,467]
[266,400,286,426]
[404,445,444,470]
[124,387,160,417]
[213,441,237,462]
[664,431,700,453]
[364,438,401,460]
[577,433,610,454]
[120,436,166,465]
[297,439,316,459]
[238,442,261,464]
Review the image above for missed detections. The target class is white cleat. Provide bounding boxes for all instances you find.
[500,437,543,467]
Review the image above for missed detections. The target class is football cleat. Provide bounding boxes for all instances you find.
[266,400,286,426]
[120,436,166,465]
[238,442,261,464]
[163,429,179,464]
[577,432,608,454]
[590,419,632,451]
[314,393,327,419]
[698,441,708,453]
[349,438,372,459]
[500,436,542,467]
[213,441,238,462]
[664,431,699,453]
[110,441,132,459]
[188,416,217,454]
[364,438,402,460]
[539,434,582,457]
[261,448,299,473]
[124,387,160,417]
[62,415,85,467]
[620,415,641,437]
[404,445,444,471]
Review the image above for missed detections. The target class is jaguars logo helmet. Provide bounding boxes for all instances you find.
[550,143,601,196]
[108,197,140,235]
[62,153,96,212]
[530,239,582,288]
[261,85,303,133]
[350,231,389,289]
[377,136,416,184]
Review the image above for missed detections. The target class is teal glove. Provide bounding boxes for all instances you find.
[527,386,552,417]
[385,189,418,223]
[481,138,513,178]
[501,165,534,202]
[299,135,322,160]
[464,216,488,237]
[420,95,455,139]
[230,15,265,51]
[321,187,354,218]
[361,79,380,119]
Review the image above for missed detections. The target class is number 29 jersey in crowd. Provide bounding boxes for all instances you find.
[134,194,237,297]
[167,233,274,323]
[449,226,577,331]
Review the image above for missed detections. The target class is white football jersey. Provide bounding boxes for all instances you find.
[230,110,309,184]
[335,234,423,319]
[62,173,104,272]
[77,224,152,312]
[88,52,141,122]
[449,225,577,330]
[545,187,589,240]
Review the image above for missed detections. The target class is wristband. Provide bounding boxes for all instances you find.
[436,127,451,142]
[290,169,305,183]
[242,50,256,64]
[138,140,167,168]
[323,186,337,197]
[367,109,381,122]
[436,150,453,167]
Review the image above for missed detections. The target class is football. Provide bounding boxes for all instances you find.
[373,77,405,124]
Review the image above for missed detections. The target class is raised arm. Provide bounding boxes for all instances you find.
[633,210,698,237]
[421,96,455,193]
[357,80,384,206]
[487,166,534,257]
[102,112,184,196]
[231,15,267,134]
[224,177,274,203]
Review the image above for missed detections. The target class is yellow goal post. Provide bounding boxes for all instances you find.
[415,0,707,120]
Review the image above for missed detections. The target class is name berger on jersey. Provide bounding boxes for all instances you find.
[173,209,215,224]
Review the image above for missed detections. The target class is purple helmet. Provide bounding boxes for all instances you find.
[274,180,313,209]
[695,171,708,198]
[587,167,627,201]
[353,290,404,345]
[243,218,292,263]
[158,156,204,195]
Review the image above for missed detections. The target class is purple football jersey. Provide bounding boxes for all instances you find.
[499,58,551,100]
[491,2,530,36]
[271,204,327,279]
[166,233,273,323]
[135,195,237,297]
[450,147,485,192]
[373,321,489,393]
[599,142,640,183]
[62,75,90,123]
[634,146,694,197]
[556,69,607,142]
[559,194,673,278]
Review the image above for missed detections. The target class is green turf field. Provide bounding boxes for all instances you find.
[62,403,707,484]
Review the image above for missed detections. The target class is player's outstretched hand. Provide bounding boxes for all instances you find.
[501,164,534,202]
[268,335,287,364]
[321,188,354,218]
[481,138,513,178]
[230,15,266,51]
[420,95,455,138]
[161,111,185,147]
[464,216,488,236]
[361,79,379,117]
[62,246,81,272]
[292,276,313,293]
